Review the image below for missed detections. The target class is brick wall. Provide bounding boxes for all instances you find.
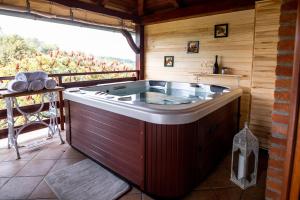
[266,0,298,199]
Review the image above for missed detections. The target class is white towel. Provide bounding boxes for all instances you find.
[28,80,44,91]
[7,80,28,92]
[43,78,57,89]
[16,71,48,82]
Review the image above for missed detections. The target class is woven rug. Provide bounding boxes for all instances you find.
[45,159,130,200]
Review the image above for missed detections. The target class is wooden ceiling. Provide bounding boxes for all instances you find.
[49,0,256,24]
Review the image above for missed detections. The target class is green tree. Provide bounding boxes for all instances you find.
[0,34,36,66]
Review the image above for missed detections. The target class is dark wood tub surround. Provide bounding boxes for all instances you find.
[65,99,240,199]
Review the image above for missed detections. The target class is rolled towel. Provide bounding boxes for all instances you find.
[43,78,57,89]
[28,80,44,91]
[7,80,28,92]
[16,71,48,82]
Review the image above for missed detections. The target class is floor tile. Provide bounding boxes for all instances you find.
[214,187,243,200]
[29,180,57,199]
[142,193,155,200]
[34,199,58,200]
[60,147,86,159]
[205,168,235,189]
[127,187,142,195]
[183,190,216,200]
[34,146,66,160]
[0,160,28,177]
[120,193,141,200]
[49,158,82,172]
[0,178,10,189]
[16,159,57,176]
[2,148,40,161]
[0,176,43,199]
[241,185,265,200]
[194,178,212,191]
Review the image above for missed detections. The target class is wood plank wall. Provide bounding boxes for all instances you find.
[250,0,281,149]
[144,10,255,131]
[144,1,281,149]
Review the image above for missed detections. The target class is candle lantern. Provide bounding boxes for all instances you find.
[230,123,259,189]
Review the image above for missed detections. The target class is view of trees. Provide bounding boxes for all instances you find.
[0,31,135,129]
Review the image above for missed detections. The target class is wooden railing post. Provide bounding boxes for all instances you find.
[57,76,65,131]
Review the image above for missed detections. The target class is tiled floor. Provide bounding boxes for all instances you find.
[0,130,268,200]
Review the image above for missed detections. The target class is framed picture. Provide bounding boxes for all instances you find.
[214,24,228,38]
[187,41,199,53]
[164,56,174,67]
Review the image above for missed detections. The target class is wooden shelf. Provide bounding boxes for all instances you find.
[191,73,246,78]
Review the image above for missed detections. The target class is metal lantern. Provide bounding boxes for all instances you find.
[230,123,259,189]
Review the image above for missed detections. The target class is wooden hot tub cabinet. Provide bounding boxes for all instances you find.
[65,99,240,199]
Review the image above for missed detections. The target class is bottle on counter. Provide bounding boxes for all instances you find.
[213,55,219,74]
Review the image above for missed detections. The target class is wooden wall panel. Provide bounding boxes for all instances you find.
[144,10,255,128]
[250,0,281,149]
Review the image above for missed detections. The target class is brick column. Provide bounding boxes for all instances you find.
[266,0,298,199]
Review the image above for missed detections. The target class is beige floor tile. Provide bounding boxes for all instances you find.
[49,158,83,172]
[0,176,43,199]
[0,178,10,189]
[0,160,28,177]
[120,193,141,200]
[205,168,235,189]
[142,193,155,200]
[34,199,58,200]
[33,146,67,160]
[29,179,57,199]
[2,148,40,161]
[16,159,57,176]
[60,147,86,159]
[241,185,265,200]
[214,187,243,200]
[127,187,142,195]
[183,190,216,200]
[194,178,212,191]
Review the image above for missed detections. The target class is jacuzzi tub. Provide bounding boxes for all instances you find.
[64,80,242,124]
[63,80,242,199]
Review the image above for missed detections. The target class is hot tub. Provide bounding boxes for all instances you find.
[64,80,242,199]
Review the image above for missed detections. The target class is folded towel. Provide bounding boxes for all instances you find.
[7,80,28,92]
[16,71,48,82]
[43,78,57,89]
[28,80,44,91]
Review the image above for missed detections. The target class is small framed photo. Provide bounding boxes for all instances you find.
[164,56,174,67]
[214,24,228,38]
[187,41,199,53]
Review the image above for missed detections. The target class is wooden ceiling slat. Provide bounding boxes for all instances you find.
[49,0,139,22]
[142,0,255,24]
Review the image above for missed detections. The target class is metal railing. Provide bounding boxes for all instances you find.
[0,70,139,139]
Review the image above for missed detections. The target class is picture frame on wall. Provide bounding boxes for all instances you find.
[187,41,200,53]
[214,24,229,38]
[164,56,174,67]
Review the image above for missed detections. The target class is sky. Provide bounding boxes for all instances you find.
[0,14,135,60]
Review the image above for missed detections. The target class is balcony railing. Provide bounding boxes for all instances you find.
[0,70,139,139]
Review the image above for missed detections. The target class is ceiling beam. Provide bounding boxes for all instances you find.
[137,0,144,16]
[142,0,255,25]
[167,0,179,8]
[120,29,140,54]
[97,0,110,7]
[49,0,139,23]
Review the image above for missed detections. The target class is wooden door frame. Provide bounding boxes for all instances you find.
[282,0,300,199]
[290,114,300,200]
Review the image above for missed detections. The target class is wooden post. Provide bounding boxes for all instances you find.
[136,25,144,80]
[58,76,65,131]
[283,0,300,199]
